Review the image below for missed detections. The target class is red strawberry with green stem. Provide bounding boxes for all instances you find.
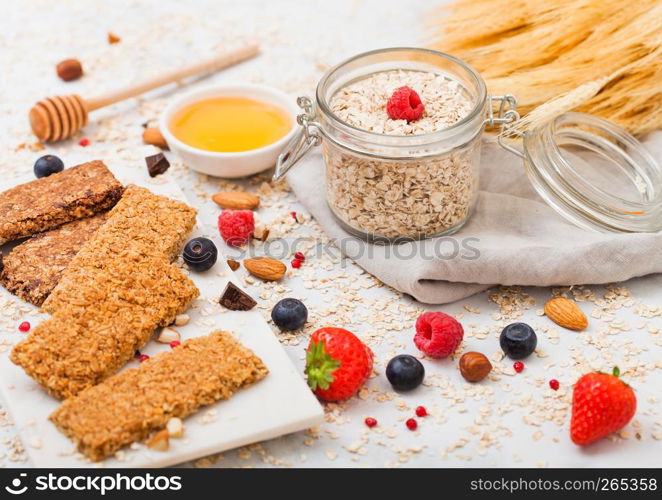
[570,366,636,446]
[305,327,373,402]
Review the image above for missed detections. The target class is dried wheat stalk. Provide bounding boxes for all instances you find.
[429,0,662,136]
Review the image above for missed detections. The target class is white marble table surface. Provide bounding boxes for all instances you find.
[0,0,660,468]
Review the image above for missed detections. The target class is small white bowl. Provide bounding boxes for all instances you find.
[160,83,299,178]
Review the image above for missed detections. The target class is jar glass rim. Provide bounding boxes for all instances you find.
[315,47,488,141]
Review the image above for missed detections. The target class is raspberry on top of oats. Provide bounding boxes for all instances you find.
[330,69,472,135]
[386,86,425,122]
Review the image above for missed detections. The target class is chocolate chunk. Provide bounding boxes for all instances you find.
[145,153,170,178]
[219,282,257,311]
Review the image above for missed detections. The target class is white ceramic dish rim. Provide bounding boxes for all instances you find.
[160,83,299,159]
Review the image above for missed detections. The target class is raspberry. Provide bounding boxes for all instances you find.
[413,312,464,358]
[386,86,425,122]
[218,210,255,246]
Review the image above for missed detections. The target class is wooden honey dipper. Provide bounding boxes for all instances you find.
[29,43,259,142]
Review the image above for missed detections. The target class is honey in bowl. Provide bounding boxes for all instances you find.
[169,97,292,153]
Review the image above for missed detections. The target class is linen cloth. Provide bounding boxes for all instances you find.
[287,132,662,304]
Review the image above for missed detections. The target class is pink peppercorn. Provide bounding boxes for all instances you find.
[406,418,418,430]
[170,340,181,348]
[139,354,150,362]
[18,321,31,332]
[79,138,90,147]
[513,361,524,373]
[364,417,377,428]
[549,379,560,390]
[415,406,428,417]
[291,259,302,268]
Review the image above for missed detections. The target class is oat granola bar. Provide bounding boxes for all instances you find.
[43,184,197,314]
[50,331,268,461]
[0,160,123,244]
[11,259,198,399]
[11,186,199,398]
[0,212,109,306]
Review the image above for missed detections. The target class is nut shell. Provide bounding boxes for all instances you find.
[544,297,588,331]
[212,191,260,210]
[243,257,286,281]
[459,351,492,382]
[56,59,83,82]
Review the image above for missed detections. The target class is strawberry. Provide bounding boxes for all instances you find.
[305,327,373,402]
[570,367,636,446]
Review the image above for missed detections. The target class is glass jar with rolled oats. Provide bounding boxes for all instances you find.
[275,48,662,240]
[275,48,488,241]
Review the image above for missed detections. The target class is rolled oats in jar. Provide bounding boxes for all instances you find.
[326,70,478,240]
[275,48,490,241]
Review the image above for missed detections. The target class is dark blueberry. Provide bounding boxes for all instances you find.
[271,298,308,331]
[500,322,537,359]
[385,355,425,391]
[34,155,64,178]
[183,237,218,271]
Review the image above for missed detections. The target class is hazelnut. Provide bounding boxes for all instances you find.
[142,127,169,150]
[56,59,83,82]
[459,351,492,382]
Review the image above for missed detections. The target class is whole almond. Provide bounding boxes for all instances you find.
[56,59,83,82]
[212,191,259,210]
[243,257,286,280]
[459,351,492,382]
[544,297,588,331]
[142,127,169,150]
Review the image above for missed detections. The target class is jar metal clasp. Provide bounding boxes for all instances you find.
[273,96,322,181]
[485,94,525,159]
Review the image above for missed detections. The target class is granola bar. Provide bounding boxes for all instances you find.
[0,212,109,306]
[11,259,198,399]
[42,185,197,313]
[0,160,123,244]
[50,331,268,461]
[11,186,199,398]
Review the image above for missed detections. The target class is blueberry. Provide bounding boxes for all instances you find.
[34,155,64,178]
[385,355,425,391]
[500,322,537,359]
[271,298,308,331]
[183,237,217,271]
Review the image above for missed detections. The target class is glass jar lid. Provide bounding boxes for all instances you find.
[520,112,662,233]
